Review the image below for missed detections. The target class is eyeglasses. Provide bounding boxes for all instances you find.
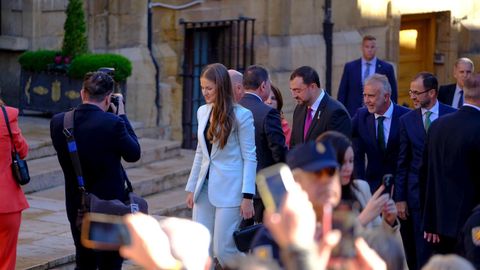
[408,89,432,96]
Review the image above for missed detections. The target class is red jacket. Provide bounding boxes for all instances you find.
[0,106,29,213]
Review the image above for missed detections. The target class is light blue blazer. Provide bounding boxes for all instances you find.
[185,104,257,207]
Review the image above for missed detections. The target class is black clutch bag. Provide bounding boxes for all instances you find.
[11,152,30,185]
[233,223,263,252]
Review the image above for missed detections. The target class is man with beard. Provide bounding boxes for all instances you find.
[395,72,456,269]
[289,66,351,148]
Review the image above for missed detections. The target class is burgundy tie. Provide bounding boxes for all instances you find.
[304,107,313,141]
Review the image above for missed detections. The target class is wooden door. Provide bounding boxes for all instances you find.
[398,14,435,107]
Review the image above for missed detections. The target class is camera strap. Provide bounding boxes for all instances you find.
[63,109,134,204]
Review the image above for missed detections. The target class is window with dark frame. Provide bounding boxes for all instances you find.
[180,17,255,149]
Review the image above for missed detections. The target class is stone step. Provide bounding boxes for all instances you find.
[29,151,194,200]
[19,115,145,161]
[127,152,193,197]
[146,187,192,219]
[122,138,181,169]
[22,139,185,194]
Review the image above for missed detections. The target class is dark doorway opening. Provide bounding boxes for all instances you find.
[180,17,255,149]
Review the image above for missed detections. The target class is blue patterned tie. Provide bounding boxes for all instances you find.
[457,90,464,108]
[363,62,371,84]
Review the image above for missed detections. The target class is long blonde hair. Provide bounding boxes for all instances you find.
[200,63,235,149]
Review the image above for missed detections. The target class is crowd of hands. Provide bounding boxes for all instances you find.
[121,183,391,270]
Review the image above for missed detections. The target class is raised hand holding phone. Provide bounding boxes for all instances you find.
[256,163,296,213]
[381,174,394,198]
[263,181,316,248]
[381,174,398,225]
[81,213,131,250]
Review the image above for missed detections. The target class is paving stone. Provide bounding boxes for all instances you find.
[25,196,66,212]
[16,245,74,270]
[36,211,70,226]
[19,219,68,235]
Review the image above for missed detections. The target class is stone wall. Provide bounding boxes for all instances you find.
[85,0,157,128]
[0,0,158,131]
[2,0,480,143]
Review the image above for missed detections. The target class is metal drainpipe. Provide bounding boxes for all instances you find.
[323,0,333,95]
[148,0,161,126]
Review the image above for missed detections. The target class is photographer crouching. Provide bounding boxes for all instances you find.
[50,70,141,269]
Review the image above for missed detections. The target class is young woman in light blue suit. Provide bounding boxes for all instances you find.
[185,63,257,267]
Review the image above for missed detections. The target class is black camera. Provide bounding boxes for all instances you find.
[98,67,123,114]
[97,67,115,78]
[110,95,121,108]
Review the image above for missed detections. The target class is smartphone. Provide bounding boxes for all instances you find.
[331,209,357,259]
[382,174,394,198]
[256,163,295,212]
[81,213,131,250]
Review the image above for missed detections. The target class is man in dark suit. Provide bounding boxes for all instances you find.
[438,57,474,109]
[352,73,410,194]
[289,66,351,148]
[338,35,398,117]
[422,73,480,255]
[395,72,456,269]
[238,65,287,223]
[50,72,141,269]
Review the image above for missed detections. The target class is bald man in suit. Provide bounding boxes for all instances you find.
[438,58,474,109]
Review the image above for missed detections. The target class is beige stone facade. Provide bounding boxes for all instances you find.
[1,0,480,145]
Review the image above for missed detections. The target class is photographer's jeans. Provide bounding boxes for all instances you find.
[193,180,243,268]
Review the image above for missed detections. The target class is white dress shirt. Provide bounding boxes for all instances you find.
[421,99,440,124]
[452,84,464,109]
[307,89,326,119]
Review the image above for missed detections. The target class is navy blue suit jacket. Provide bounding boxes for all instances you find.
[422,106,480,238]
[290,93,351,148]
[338,58,398,117]
[50,104,141,224]
[239,93,286,172]
[395,103,456,209]
[352,104,410,193]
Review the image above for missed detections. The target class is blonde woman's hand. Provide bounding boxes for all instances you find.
[240,198,254,219]
[186,192,194,209]
[382,199,398,226]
